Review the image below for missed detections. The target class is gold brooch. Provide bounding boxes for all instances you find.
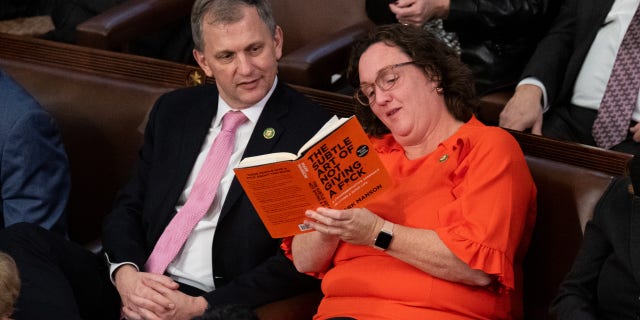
[263,127,276,139]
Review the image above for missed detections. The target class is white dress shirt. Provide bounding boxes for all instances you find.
[572,0,640,121]
[520,0,640,120]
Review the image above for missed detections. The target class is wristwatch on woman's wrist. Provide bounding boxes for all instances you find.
[373,220,394,250]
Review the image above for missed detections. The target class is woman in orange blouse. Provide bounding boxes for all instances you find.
[282,24,536,320]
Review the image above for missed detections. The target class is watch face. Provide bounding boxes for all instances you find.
[374,231,392,250]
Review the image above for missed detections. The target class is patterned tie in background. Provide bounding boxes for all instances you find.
[592,4,640,149]
[145,111,248,274]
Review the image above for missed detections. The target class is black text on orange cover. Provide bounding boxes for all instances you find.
[234,116,392,238]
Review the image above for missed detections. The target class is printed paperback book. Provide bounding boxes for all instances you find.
[234,116,392,238]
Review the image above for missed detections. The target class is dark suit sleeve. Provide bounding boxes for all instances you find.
[101,96,164,268]
[446,0,551,34]
[519,0,576,101]
[550,176,629,320]
[550,220,605,319]
[365,0,398,24]
[202,250,319,307]
[2,109,70,235]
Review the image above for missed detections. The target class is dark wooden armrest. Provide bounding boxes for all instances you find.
[508,129,633,176]
[278,20,374,90]
[76,0,194,51]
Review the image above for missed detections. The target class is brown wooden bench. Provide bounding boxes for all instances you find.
[0,32,633,320]
[76,0,374,91]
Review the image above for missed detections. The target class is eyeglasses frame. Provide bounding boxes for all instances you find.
[354,61,416,106]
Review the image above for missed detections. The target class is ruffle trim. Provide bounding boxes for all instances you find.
[435,228,515,293]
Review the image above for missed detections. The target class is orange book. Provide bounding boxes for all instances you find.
[234,116,392,238]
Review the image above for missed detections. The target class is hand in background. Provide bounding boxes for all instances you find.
[499,84,544,134]
[390,0,449,26]
[629,122,640,143]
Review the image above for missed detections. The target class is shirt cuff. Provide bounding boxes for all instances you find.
[105,252,139,285]
[517,78,549,113]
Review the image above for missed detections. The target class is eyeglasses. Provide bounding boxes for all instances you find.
[354,61,415,106]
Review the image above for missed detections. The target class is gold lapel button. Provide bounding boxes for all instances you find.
[263,127,276,139]
[439,154,449,163]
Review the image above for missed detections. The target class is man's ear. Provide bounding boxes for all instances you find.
[193,49,214,77]
[274,25,283,61]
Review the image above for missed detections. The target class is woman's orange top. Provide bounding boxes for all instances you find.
[282,117,537,319]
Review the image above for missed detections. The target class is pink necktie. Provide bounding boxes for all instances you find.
[592,5,640,149]
[145,111,248,274]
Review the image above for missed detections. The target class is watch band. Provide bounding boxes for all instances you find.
[381,219,394,234]
[373,219,394,250]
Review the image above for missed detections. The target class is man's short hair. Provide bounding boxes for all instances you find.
[191,0,277,52]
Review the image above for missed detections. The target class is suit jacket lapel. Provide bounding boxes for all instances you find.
[558,0,614,104]
[178,96,218,177]
[163,90,219,221]
[574,0,614,68]
[218,83,289,222]
[588,0,614,36]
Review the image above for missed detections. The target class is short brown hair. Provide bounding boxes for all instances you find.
[348,24,477,137]
[191,0,276,52]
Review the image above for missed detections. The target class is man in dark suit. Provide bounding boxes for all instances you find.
[499,0,639,150]
[551,175,640,319]
[106,0,330,317]
[0,69,69,235]
[0,0,330,319]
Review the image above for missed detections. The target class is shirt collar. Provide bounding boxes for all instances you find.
[213,77,279,128]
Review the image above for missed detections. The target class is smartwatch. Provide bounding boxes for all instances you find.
[373,220,394,250]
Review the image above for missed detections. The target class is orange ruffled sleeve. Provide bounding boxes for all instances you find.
[433,128,536,292]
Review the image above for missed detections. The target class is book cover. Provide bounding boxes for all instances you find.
[233,116,393,238]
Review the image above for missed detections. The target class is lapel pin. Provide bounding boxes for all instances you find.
[439,154,449,163]
[263,127,276,139]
